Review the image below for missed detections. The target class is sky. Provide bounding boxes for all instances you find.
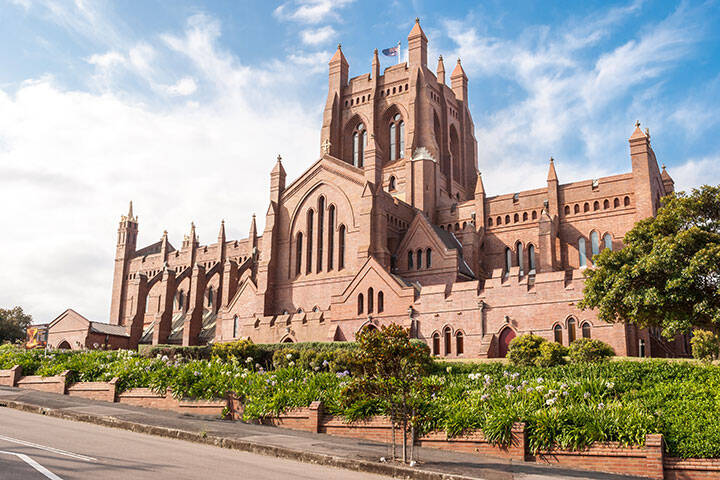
[1,0,719,323]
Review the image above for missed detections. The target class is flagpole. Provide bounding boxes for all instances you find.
[397,41,401,65]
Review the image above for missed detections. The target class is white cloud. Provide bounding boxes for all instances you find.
[300,25,336,45]
[161,77,197,96]
[0,14,322,323]
[669,156,720,192]
[87,50,125,68]
[274,0,355,24]
[444,3,702,195]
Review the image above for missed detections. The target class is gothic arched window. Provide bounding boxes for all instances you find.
[444,326,452,355]
[207,286,214,308]
[590,231,600,263]
[505,247,512,274]
[528,244,536,272]
[233,315,239,338]
[426,248,432,268]
[295,233,303,276]
[568,317,577,343]
[416,249,422,270]
[407,250,414,269]
[516,242,524,275]
[603,233,612,251]
[327,205,335,270]
[582,322,591,338]
[352,123,366,168]
[553,324,562,344]
[389,114,405,161]
[317,197,325,272]
[357,293,364,315]
[338,224,346,270]
[377,291,384,313]
[578,237,587,267]
[367,287,374,313]
[306,209,314,274]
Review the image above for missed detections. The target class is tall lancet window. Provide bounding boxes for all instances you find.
[306,209,314,274]
[590,231,600,265]
[352,123,366,168]
[295,233,303,276]
[578,237,587,267]
[327,205,335,270]
[317,197,325,272]
[338,224,346,270]
[389,114,404,161]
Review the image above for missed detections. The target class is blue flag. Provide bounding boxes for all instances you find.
[382,45,399,57]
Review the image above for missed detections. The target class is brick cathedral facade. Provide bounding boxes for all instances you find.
[103,20,685,358]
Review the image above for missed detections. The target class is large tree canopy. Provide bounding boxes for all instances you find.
[579,185,720,336]
[0,306,33,343]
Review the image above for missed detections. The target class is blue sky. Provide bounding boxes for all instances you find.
[1,0,719,323]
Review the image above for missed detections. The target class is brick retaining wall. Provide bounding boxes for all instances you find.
[1,364,718,479]
[117,388,226,416]
[67,378,118,403]
[15,370,69,395]
[0,365,22,387]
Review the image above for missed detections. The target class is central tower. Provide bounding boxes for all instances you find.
[320,19,478,220]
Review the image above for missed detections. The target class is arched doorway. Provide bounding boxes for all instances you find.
[498,328,516,358]
[282,337,294,343]
[57,340,71,350]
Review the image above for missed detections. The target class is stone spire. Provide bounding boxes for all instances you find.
[372,48,380,79]
[474,172,485,195]
[249,213,258,250]
[436,55,445,84]
[407,17,428,67]
[270,154,287,202]
[547,157,558,182]
[329,43,348,66]
[249,214,257,239]
[450,58,468,102]
[218,219,225,244]
[160,229,169,260]
[127,200,135,221]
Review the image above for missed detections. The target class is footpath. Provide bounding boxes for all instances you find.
[0,385,641,480]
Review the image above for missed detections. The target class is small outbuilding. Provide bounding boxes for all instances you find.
[46,309,130,350]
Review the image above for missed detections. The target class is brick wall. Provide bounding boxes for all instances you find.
[15,370,68,395]
[0,365,22,387]
[117,388,225,416]
[67,378,118,403]
[664,458,720,480]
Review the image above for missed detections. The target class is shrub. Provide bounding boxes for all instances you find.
[143,345,211,360]
[536,342,567,367]
[507,334,546,366]
[568,338,615,363]
[690,330,720,362]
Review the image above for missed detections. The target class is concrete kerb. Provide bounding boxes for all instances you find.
[0,399,478,480]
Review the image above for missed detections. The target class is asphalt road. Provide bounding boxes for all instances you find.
[0,408,393,480]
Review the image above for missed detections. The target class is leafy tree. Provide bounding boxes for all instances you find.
[0,306,33,344]
[343,324,435,463]
[579,185,720,337]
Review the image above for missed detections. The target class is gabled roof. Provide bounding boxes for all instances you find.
[134,240,175,258]
[49,309,129,337]
[396,213,476,279]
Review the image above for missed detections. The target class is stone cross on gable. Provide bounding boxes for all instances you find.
[321,138,331,154]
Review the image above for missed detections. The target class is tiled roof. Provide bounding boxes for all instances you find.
[89,322,129,337]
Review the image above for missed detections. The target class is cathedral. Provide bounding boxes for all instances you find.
[98,20,685,358]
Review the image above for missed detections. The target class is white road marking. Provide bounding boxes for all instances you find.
[0,434,96,462]
[0,450,64,480]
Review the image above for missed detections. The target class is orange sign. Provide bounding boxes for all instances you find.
[25,327,45,349]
